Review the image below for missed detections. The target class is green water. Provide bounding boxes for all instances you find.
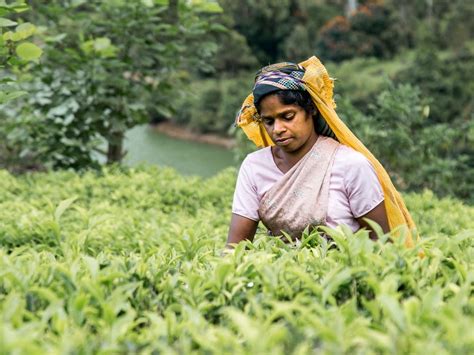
[123,125,236,177]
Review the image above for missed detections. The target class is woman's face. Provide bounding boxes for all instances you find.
[259,94,317,153]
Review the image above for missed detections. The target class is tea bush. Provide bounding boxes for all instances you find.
[1,167,473,353]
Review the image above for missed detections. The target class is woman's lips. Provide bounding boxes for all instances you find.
[275,137,293,145]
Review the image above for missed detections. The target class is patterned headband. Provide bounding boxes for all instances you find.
[252,63,306,105]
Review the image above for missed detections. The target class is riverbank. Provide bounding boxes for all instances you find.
[125,125,235,177]
[151,121,236,149]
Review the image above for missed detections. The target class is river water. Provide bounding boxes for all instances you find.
[123,125,236,177]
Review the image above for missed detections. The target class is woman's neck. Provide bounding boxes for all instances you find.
[272,133,319,173]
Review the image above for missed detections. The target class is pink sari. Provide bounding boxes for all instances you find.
[258,136,340,240]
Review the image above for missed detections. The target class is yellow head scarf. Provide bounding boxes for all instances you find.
[235,56,416,247]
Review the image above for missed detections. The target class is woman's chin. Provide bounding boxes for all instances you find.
[280,144,299,153]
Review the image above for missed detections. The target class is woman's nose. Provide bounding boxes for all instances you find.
[273,119,286,134]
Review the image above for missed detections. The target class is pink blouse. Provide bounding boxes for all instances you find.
[232,144,384,232]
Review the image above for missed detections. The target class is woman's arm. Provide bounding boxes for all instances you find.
[226,213,258,248]
[356,200,390,240]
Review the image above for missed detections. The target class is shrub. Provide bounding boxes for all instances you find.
[395,45,474,124]
[0,166,473,352]
[337,82,474,202]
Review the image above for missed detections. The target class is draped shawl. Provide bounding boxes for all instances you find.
[258,136,340,240]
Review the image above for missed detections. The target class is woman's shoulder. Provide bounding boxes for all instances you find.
[332,144,378,185]
[238,146,281,186]
[242,147,273,167]
[334,144,372,169]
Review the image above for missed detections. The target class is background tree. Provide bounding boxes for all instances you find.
[0,0,42,104]
[217,0,293,64]
[217,0,341,65]
[317,3,400,62]
[0,0,42,171]
[3,0,223,169]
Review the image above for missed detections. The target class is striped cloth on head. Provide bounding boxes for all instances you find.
[251,62,336,139]
[252,63,305,105]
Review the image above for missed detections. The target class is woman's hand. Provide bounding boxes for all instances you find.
[226,214,258,248]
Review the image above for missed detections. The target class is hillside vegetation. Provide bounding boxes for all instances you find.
[1,167,473,353]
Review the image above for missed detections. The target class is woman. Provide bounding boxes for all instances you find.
[227,56,416,247]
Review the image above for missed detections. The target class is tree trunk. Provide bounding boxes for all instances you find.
[426,0,433,31]
[345,0,358,17]
[168,0,179,24]
[106,131,125,164]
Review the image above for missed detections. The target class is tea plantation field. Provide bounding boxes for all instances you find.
[1,167,473,354]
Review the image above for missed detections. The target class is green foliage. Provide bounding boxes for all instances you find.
[0,167,473,352]
[280,24,314,63]
[327,52,415,105]
[1,0,223,171]
[2,67,104,170]
[218,0,340,64]
[216,0,472,67]
[0,0,42,105]
[0,1,44,171]
[440,1,474,50]
[218,0,292,63]
[233,127,256,164]
[209,27,259,74]
[173,73,253,135]
[390,45,474,201]
[317,4,400,62]
[384,0,474,51]
[337,82,474,202]
[396,45,474,124]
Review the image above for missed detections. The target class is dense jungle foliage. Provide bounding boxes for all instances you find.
[1,167,473,353]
